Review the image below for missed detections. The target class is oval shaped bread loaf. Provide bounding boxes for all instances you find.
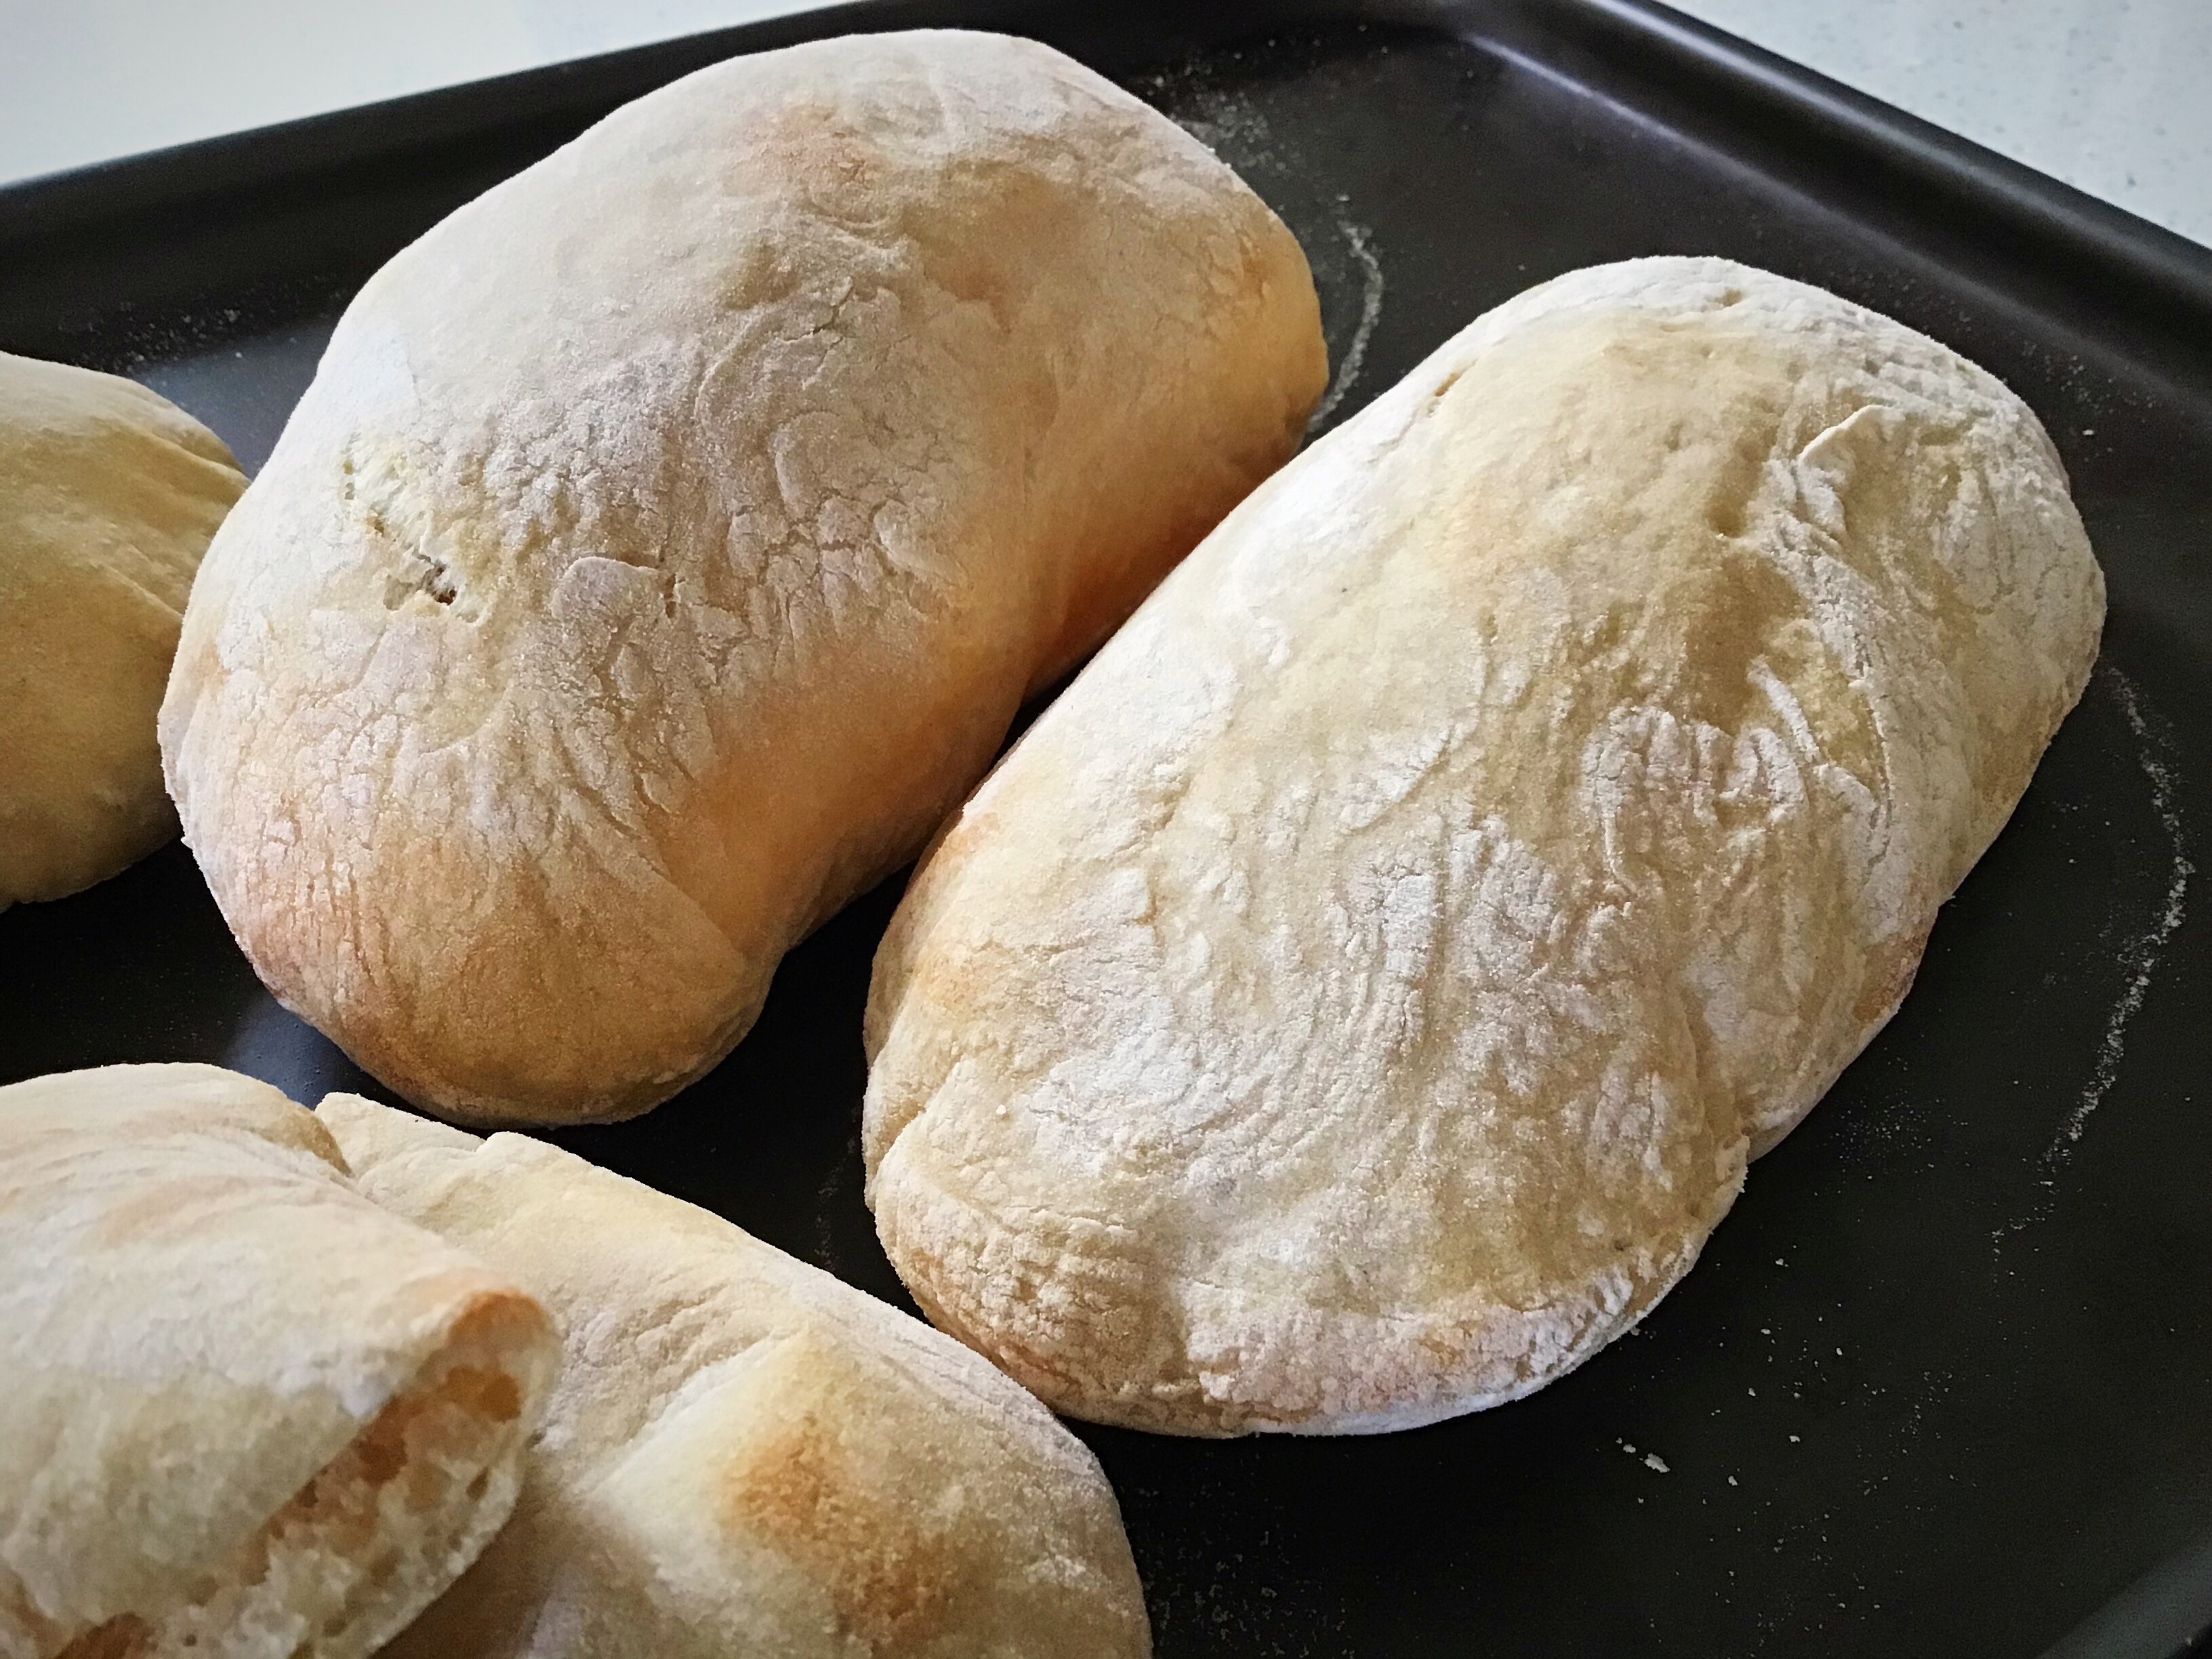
[1,352,244,907]
[861,258,2106,1436]
[0,1063,558,1657]
[319,1092,1151,1658]
[159,30,1325,1126]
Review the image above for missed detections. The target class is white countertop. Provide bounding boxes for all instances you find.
[1680,0,2212,248]
[1,0,2207,249]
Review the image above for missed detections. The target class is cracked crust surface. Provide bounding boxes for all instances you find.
[0,1065,558,1657]
[320,1092,1150,1658]
[159,29,1326,1126]
[0,352,244,908]
[861,258,2106,1436]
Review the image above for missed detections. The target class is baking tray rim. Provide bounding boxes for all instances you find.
[1,1,2207,1654]
[1,0,2207,344]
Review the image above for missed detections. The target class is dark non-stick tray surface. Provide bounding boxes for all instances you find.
[7,2,2212,1654]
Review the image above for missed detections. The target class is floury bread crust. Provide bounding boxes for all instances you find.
[319,1093,1151,1658]
[0,352,244,907]
[0,1065,558,1658]
[862,258,2106,1436]
[160,30,1326,1126]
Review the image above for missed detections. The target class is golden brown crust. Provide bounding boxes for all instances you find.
[321,1091,1151,1658]
[0,352,244,907]
[861,258,2106,1435]
[161,30,1326,1125]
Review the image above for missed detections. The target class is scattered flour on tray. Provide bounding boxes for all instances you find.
[2045,666,2192,1162]
[1138,70,1385,434]
[1618,1439,1671,1473]
[1309,215,1383,430]
[1994,665,2191,1256]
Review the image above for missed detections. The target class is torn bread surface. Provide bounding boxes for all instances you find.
[0,1063,558,1658]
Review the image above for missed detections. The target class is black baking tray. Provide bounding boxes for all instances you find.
[5,3,2211,1654]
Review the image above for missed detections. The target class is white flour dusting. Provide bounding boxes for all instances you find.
[1158,83,1278,169]
[1139,72,1384,434]
[1618,1440,1671,1473]
[1309,216,1384,430]
[2045,667,2192,1162]
[1994,665,2191,1256]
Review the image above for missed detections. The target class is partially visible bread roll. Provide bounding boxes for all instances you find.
[861,258,2106,1435]
[0,1064,558,1658]
[319,1093,1151,1657]
[161,29,1326,1127]
[1,353,245,907]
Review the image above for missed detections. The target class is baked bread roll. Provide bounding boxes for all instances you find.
[0,1063,558,1657]
[1,352,244,907]
[160,29,1326,1127]
[318,1092,1151,1657]
[862,258,2106,1435]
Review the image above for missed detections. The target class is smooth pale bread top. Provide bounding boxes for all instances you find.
[161,30,1326,1126]
[863,258,2105,1436]
[0,1064,558,1658]
[319,1092,1151,1658]
[0,352,244,907]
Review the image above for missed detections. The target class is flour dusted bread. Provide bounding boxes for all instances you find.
[0,1064,557,1657]
[318,1092,1150,1658]
[159,30,1325,1127]
[862,258,2106,1435]
[1,352,244,907]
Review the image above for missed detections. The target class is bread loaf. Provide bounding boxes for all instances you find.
[1,352,243,907]
[0,1064,557,1656]
[861,258,2105,1435]
[320,1092,1151,1657]
[160,30,1325,1126]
